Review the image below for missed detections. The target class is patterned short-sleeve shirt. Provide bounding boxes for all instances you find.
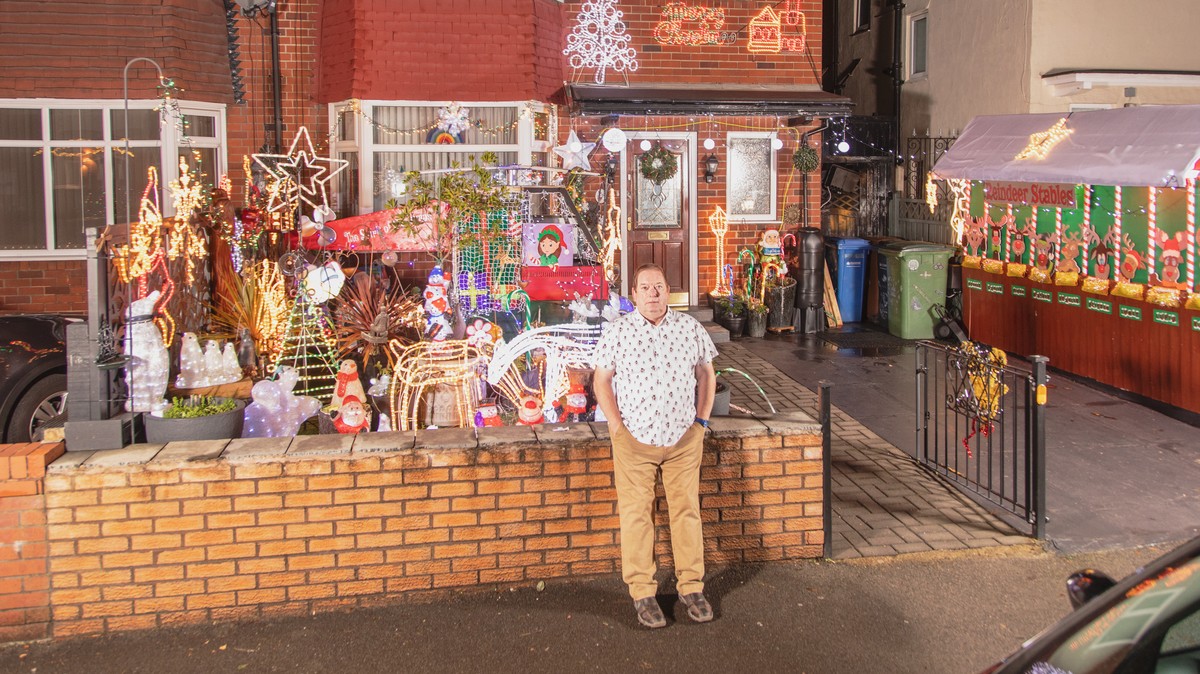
[592,309,719,447]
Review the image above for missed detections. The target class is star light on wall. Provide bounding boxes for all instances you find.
[1014,118,1073,161]
[252,126,348,214]
[564,0,640,85]
[553,130,596,171]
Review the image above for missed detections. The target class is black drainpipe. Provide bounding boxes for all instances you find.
[893,1,905,166]
[270,6,284,152]
[800,120,829,229]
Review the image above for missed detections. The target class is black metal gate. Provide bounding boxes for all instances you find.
[915,341,1048,538]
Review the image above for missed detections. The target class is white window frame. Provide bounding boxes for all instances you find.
[907,11,929,80]
[725,131,779,223]
[328,100,552,215]
[0,98,226,260]
[854,0,871,33]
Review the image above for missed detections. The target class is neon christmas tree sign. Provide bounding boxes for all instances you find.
[564,0,640,84]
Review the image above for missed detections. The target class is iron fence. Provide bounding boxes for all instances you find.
[915,341,1047,538]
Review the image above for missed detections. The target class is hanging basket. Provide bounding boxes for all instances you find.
[639,144,678,184]
[792,146,819,173]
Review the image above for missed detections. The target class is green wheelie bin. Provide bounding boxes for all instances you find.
[877,242,955,340]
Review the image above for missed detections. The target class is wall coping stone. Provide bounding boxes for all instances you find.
[44,414,823,471]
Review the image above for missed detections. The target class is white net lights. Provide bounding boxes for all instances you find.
[564,0,639,85]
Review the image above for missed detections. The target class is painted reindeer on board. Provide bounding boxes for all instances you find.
[1083,227,1119,279]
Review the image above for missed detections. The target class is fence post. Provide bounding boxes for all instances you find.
[1029,355,1049,539]
[914,343,927,461]
[819,381,832,559]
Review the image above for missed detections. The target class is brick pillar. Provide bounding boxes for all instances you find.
[0,443,64,642]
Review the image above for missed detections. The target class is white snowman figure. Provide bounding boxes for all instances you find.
[124,290,169,413]
[220,343,242,382]
[202,340,224,386]
[175,332,204,388]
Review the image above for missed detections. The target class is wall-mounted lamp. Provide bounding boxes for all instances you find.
[704,154,719,183]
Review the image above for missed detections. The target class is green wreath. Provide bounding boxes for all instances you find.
[639,144,678,184]
[792,146,819,172]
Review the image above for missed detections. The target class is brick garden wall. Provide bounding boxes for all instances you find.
[0,261,87,315]
[0,443,65,642]
[4,415,825,639]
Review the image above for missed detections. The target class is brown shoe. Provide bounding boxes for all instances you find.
[634,597,667,628]
[679,592,714,623]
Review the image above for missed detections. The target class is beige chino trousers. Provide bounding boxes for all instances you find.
[611,422,706,601]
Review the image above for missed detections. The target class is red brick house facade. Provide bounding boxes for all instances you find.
[0,0,845,313]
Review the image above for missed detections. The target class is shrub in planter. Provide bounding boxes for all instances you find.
[144,395,246,443]
[746,299,769,337]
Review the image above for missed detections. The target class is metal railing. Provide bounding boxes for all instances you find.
[915,341,1047,538]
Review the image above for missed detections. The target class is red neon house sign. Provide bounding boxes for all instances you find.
[653,1,806,53]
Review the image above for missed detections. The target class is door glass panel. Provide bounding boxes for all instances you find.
[635,169,681,229]
[0,147,47,249]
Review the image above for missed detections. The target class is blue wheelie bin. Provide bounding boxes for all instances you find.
[824,237,872,323]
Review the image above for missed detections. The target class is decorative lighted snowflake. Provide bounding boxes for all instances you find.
[437,103,471,137]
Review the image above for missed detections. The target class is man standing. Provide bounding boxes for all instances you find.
[593,264,718,629]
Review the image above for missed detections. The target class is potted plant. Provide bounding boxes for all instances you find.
[764,275,798,331]
[746,297,769,338]
[712,295,733,326]
[724,295,747,338]
[144,395,245,444]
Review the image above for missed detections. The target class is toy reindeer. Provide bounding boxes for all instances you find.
[1156,231,1186,289]
[1119,233,1146,283]
[1007,217,1037,262]
[1031,233,1056,275]
[1054,231,1086,275]
[964,216,986,257]
[1084,227,1118,279]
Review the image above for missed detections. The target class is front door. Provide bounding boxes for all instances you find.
[625,135,693,306]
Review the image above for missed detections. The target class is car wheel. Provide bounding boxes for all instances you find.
[7,374,68,443]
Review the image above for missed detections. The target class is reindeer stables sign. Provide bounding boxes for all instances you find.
[983,181,1077,209]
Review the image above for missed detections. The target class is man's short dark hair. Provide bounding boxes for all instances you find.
[631,263,666,289]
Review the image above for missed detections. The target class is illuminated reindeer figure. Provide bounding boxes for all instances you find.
[1084,227,1119,279]
[388,339,484,431]
[1053,230,1086,275]
[1118,233,1147,283]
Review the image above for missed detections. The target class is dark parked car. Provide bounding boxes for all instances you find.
[0,314,77,443]
[983,535,1200,673]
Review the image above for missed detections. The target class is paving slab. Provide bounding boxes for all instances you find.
[222,437,291,460]
[152,440,229,463]
[286,434,353,457]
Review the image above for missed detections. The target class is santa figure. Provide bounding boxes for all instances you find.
[331,359,367,410]
[332,395,371,434]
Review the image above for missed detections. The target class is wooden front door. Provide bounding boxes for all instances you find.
[626,136,692,306]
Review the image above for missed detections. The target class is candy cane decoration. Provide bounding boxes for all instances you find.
[1114,186,1123,269]
[1054,207,1063,267]
[723,264,735,297]
[1081,187,1091,274]
[1187,179,1196,291]
[737,248,757,297]
[1147,187,1159,281]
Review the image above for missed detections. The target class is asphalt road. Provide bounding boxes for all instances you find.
[2,543,1174,674]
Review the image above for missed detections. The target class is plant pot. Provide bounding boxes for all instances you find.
[144,398,246,444]
[711,382,730,416]
[766,278,798,330]
[725,315,746,339]
[747,311,768,338]
[712,301,730,326]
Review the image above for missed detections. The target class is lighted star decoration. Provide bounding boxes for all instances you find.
[553,130,596,171]
[252,127,348,214]
[1014,117,1073,161]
